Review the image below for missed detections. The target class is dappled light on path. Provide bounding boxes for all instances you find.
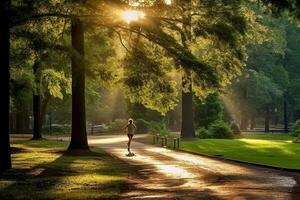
[90,135,299,199]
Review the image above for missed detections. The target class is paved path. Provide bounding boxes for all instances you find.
[87,135,300,200]
[10,134,300,199]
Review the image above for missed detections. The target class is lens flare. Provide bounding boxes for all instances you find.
[121,10,145,23]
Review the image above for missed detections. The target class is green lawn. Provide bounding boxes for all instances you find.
[181,133,300,170]
[0,140,129,200]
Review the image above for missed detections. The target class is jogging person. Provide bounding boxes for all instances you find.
[124,118,136,155]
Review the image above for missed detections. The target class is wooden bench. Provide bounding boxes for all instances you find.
[152,134,180,149]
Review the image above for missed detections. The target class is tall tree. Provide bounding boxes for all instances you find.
[68,18,89,150]
[0,0,12,171]
[180,0,195,139]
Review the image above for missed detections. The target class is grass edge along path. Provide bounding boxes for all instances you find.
[180,134,300,170]
[0,140,130,200]
[136,133,300,170]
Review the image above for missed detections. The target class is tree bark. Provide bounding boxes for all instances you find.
[68,18,89,150]
[264,106,270,133]
[240,109,248,130]
[180,0,195,139]
[250,115,255,130]
[32,62,42,139]
[283,96,288,133]
[0,0,12,171]
[181,74,195,139]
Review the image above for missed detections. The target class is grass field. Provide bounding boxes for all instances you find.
[181,133,300,170]
[0,140,129,200]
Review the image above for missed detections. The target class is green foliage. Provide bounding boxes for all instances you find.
[194,93,224,128]
[195,127,211,139]
[108,119,127,132]
[127,102,164,122]
[247,70,283,108]
[208,120,234,139]
[123,41,178,115]
[41,69,71,99]
[195,121,234,139]
[10,67,34,112]
[290,119,300,137]
[134,118,150,134]
[147,120,170,135]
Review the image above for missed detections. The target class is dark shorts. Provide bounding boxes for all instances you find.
[127,134,134,138]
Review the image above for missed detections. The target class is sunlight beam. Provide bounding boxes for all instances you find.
[121,10,145,24]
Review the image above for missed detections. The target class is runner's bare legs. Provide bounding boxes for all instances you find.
[127,134,133,153]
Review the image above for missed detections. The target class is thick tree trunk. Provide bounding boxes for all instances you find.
[0,0,12,171]
[9,113,14,132]
[264,106,270,133]
[68,19,89,150]
[181,74,195,139]
[180,0,194,139]
[33,94,42,139]
[283,97,288,133]
[32,63,42,139]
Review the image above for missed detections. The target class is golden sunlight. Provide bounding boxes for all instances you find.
[121,10,145,23]
[164,0,172,5]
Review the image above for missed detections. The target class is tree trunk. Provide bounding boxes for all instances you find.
[240,109,248,130]
[9,113,14,132]
[181,74,195,139]
[264,106,270,133]
[0,0,12,171]
[250,115,255,130]
[68,18,89,150]
[32,63,42,139]
[180,0,195,139]
[283,97,288,133]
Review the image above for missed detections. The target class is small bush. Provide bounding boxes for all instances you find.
[147,121,170,135]
[230,122,241,135]
[196,127,211,139]
[135,119,150,133]
[109,119,127,132]
[290,119,300,137]
[208,120,234,139]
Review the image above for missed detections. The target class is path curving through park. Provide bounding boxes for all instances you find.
[89,135,300,200]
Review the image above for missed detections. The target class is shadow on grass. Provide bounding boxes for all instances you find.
[0,145,129,200]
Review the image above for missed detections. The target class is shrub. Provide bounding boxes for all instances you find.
[290,119,300,137]
[147,121,170,135]
[135,119,150,133]
[108,119,127,132]
[230,122,241,135]
[196,127,211,139]
[208,120,234,139]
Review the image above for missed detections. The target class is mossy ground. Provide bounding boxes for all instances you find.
[0,140,129,200]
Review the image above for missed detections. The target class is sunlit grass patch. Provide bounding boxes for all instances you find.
[181,136,300,170]
[0,140,129,200]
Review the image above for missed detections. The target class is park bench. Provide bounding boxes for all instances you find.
[152,134,180,149]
